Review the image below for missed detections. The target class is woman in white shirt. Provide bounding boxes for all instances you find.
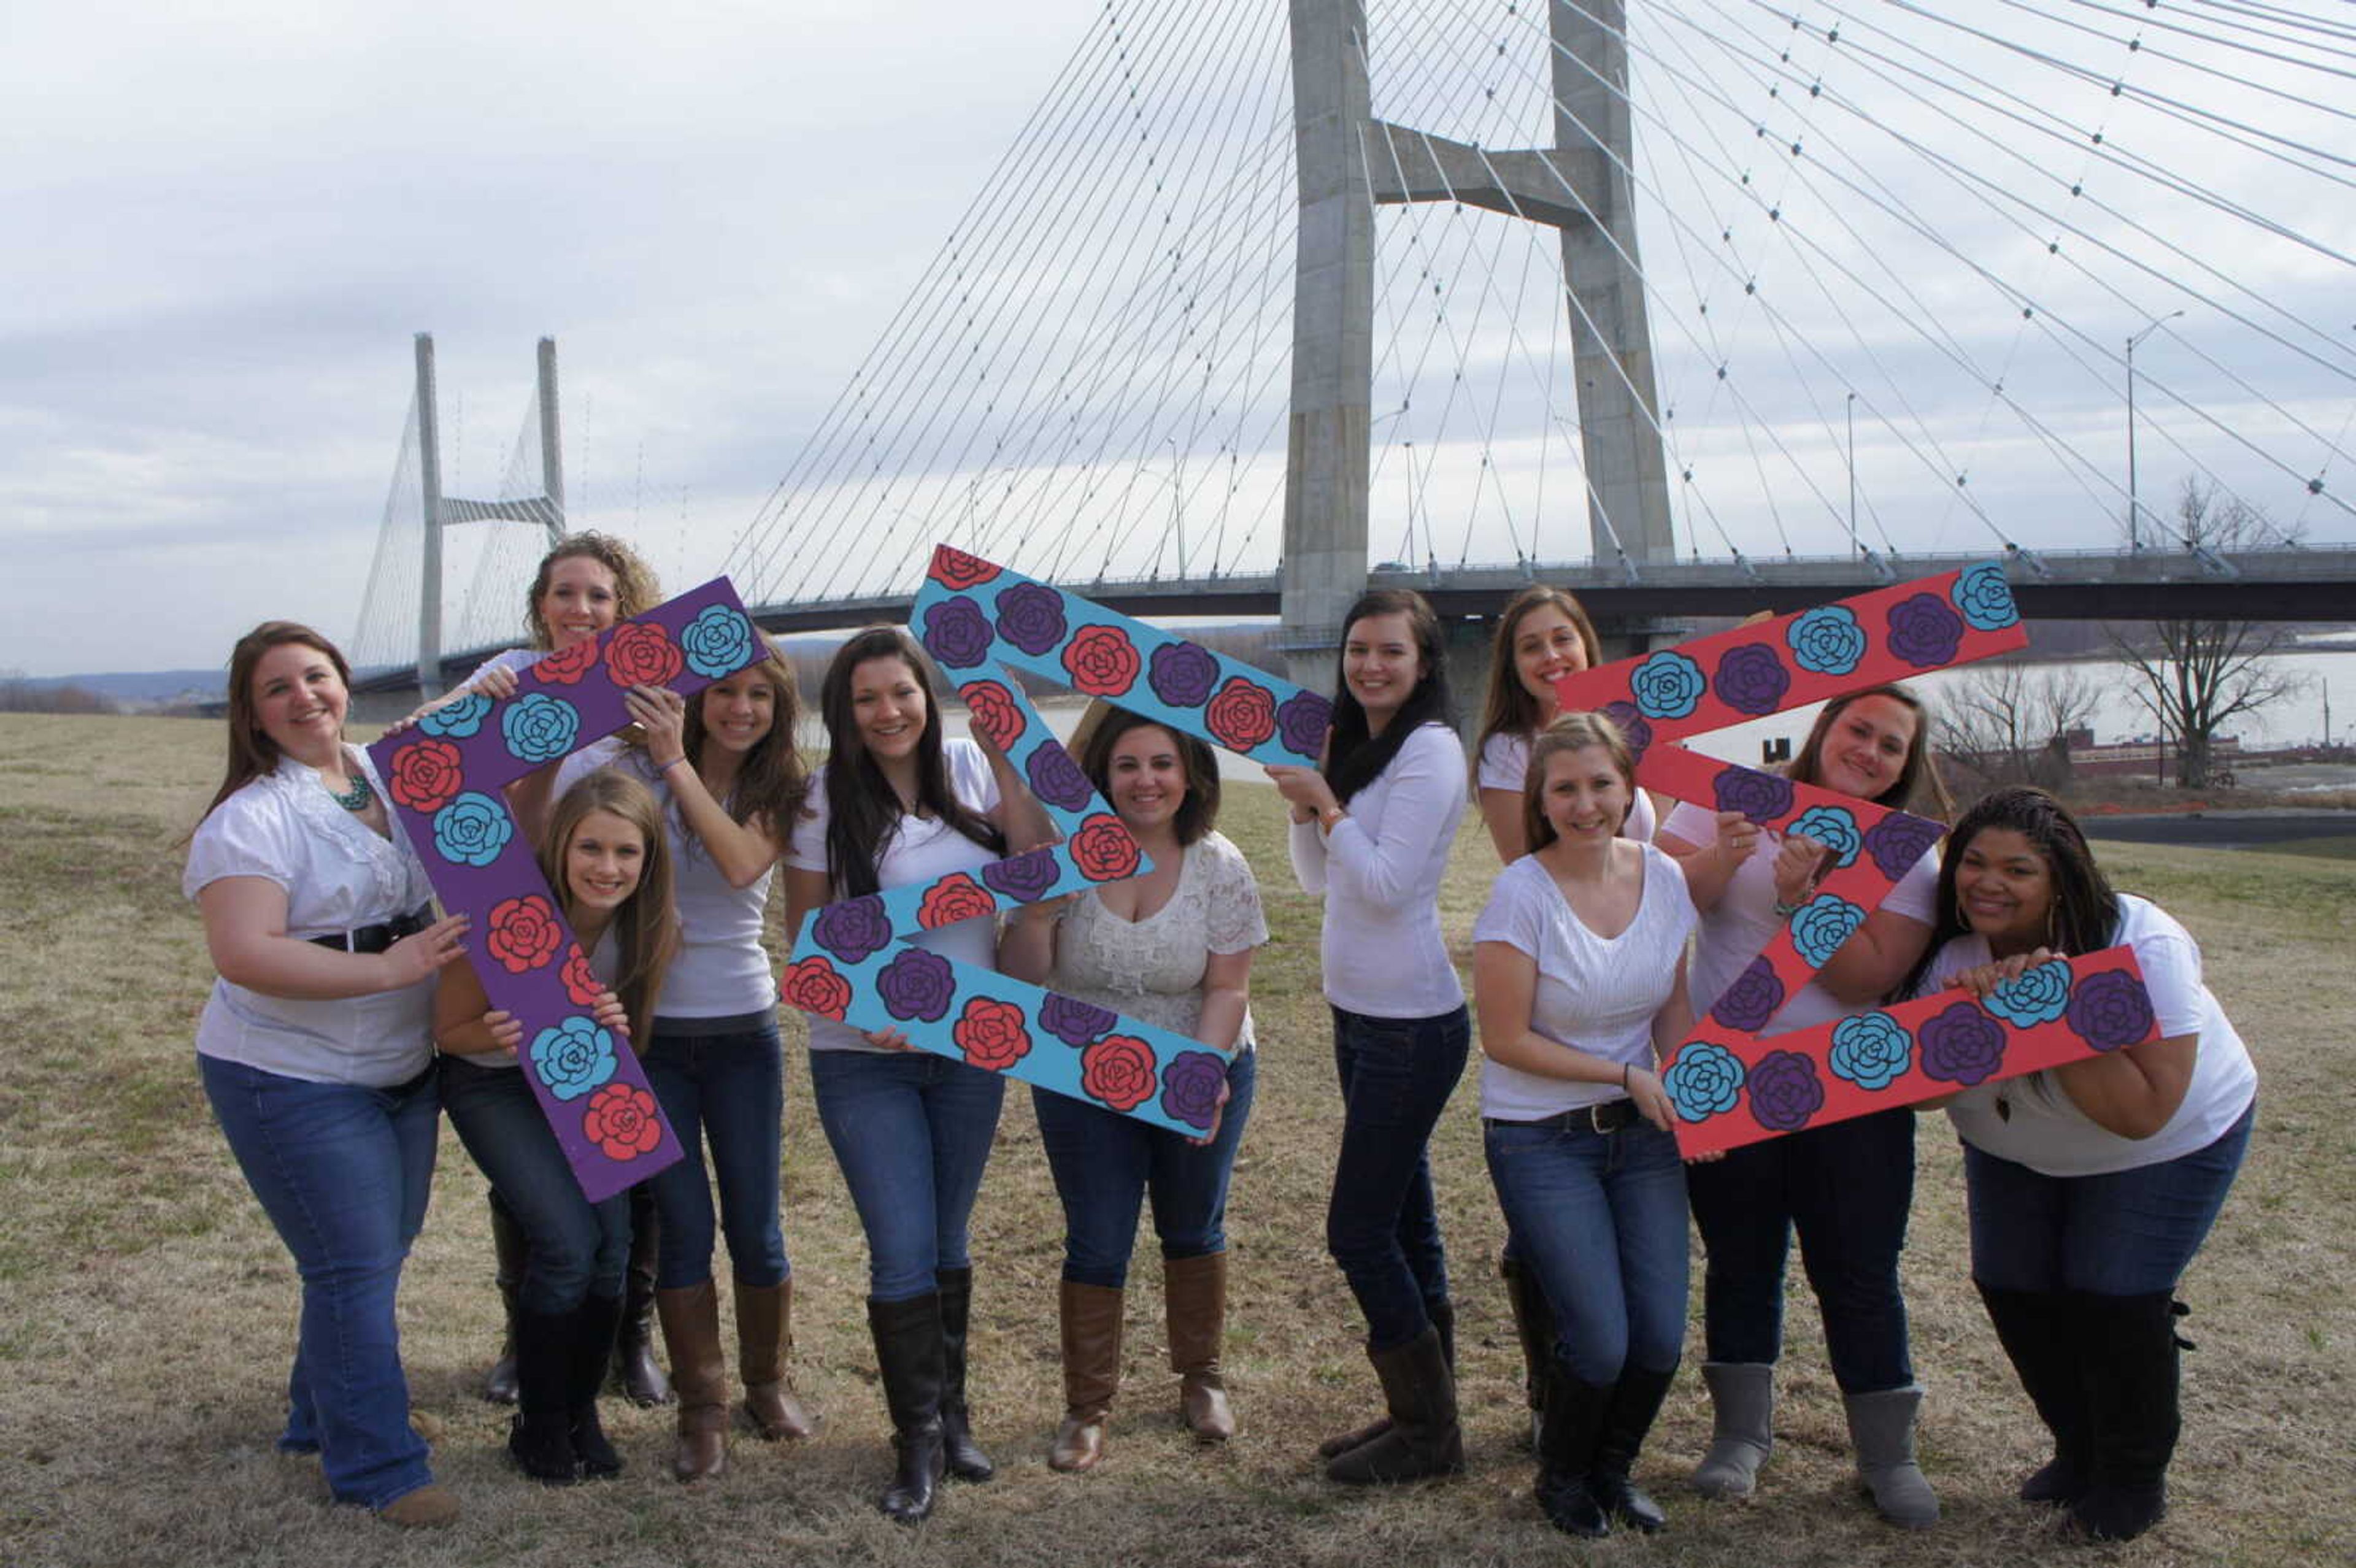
[1266,589,1472,1486]
[187,623,471,1529]
[1908,786,2256,1544]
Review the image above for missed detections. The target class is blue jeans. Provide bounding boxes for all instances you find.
[199,1055,439,1509]
[440,1056,629,1312]
[1326,1004,1470,1351]
[1033,1048,1257,1288]
[1685,1106,1917,1393]
[1966,1102,2254,1296]
[1484,1110,1690,1385]
[642,1015,790,1290]
[809,1048,1006,1302]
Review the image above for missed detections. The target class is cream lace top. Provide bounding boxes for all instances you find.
[1047,831,1269,1050]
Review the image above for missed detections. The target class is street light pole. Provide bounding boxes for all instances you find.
[2125,309,2184,551]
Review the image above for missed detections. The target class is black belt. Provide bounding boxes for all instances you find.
[1491,1098,1640,1136]
[309,907,433,955]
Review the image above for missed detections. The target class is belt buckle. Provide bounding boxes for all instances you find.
[1588,1101,1626,1135]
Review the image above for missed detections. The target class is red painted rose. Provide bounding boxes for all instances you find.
[604,621,684,688]
[930,546,1003,590]
[1060,625,1142,698]
[952,996,1033,1072]
[582,1083,663,1161]
[1080,1034,1158,1113]
[960,679,1026,754]
[1069,813,1143,882]
[387,738,464,814]
[782,956,853,1021]
[531,640,599,686]
[1204,676,1277,751]
[559,943,602,1006]
[918,872,997,929]
[486,894,564,974]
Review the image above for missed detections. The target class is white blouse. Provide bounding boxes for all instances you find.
[184,751,440,1087]
[1047,831,1269,1051]
[1476,729,1659,844]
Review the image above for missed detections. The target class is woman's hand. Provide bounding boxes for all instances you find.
[479,1008,523,1066]
[1626,1063,1676,1133]
[625,685,690,769]
[861,1026,914,1052]
[1712,809,1762,863]
[1184,1077,1234,1149]
[1771,832,1827,909]
[1265,764,1339,824]
[591,988,631,1040]
[1945,947,2062,999]
[379,914,471,988]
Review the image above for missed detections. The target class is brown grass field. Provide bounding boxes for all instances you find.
[2,710,2350,1567]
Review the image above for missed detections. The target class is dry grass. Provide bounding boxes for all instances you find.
[1,711,2350,1567]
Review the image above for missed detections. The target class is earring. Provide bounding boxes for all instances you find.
[2044,902,2060,951]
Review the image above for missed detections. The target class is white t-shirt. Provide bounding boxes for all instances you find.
[1476,729,1658,845]
[1288,721,1469,1019]
[1921,894,2258,1177]
[1047,831,1269,1051]
[787,739,1003,1053]
[1664,797,1939,1039]
[1472,844,1699,1120]
[184,751,440,1087]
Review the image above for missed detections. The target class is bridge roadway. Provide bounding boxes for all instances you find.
[352,545,2356,695]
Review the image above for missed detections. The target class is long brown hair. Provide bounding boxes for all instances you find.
[1079,707,1222,846]
[1786,683,1955,819]
[680,638,808,836]
[201,622,352,821]
[1522,712,1638,853]
[542,771,679,1042]
[1322,589,1454,805]
[817,627,1003,898]
[1476,584,1602,769]
[523,532,662,651]
[1901,785,2120,1001]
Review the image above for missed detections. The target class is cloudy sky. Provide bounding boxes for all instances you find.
[7,0,2350,677]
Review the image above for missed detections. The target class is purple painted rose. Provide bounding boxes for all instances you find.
[1862,810,1944,881]
[2065,968,2156,1053]
[1024,742,1094,812]
[1746,1049,1827,1133]
[1712,766,1795,826]
[1039,992,1118,1048]
[1711,957,1787,1032]
[1600,701,1653,761]
[1886,592,1965,669]
[994,582,1069,657]
[920,596,993,670]
[981,847,1063,903]
[811,895,892,965]
[1147,642,1219,709]
[1276,690,1333,761]
[1711,643,1793,718]
[1159,1051,1230,1132]
[1919,1000,2008,1086]
[877,947,956,1023]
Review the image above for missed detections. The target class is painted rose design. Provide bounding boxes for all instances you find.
[952,996,1033,1071]
[922,597,993,671]
[1789,894,1866,969]
[1985,958,2074,1028]
[387,738,465,814]
[1885,592,1965,669]
[487,894,564,974]
[431,792,514,867]
[1069,813,1143,882]
[1712,766,1795,827]
[994,582,1069,657]
[1204,677,1277,751]
[1862,812,1943,882]
[930,546,1002,590]
[1789,804,1861,868]
[1829,1012,1914,1092]
[782,955,852,1021]
[604,621,685,688]
[811,895,892,964]
[1061,624,1142,698]
[582,1083,663,1161]
[531,640,598,686]
[1600,701,1653,761]
[1711,957,1787,1032]
[1276,690,1333,761]
[1039,993,1118,1048]
[1630,650,1705,721]
[417,691,492,739]
[1919,1000,2008,1086]
[1160,1051,1229,1133]
[981,847,1062,903]
[1950,561,2020,632]
[1747,1050,1827,1133]
[530,1017,618,1102]
[1025,742,1095,813]
[960,679,1026,753]
[1147,642,1219,709]
[1663,1042,1745,1123]
[2065,968,2156,1053]
[1786,604,1866,675]
[501,692,582,764]
[1080,1034,1158,1113]
[877,947,956,1023]
[917,872,997,930]
[559,944,603,1007]
[681,604,758,679]
[1711,644,1792,718]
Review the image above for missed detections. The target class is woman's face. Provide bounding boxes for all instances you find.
[1953,826,2056,951]
[250,642,347,759]
[1104,724,1187,834]
[564,809,647,915]
[848,655,928,765]
[1812,694,1918,803]
[539,556,622,650]
[699,671,777,755]
[1512,605,1590,711]
[1342,611,1423,725]
[1539,744,1631,844]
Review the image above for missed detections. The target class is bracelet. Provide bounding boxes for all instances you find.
[1622,1062,1630,1093]
[658,756,690,775]
[1772,896,1804,919]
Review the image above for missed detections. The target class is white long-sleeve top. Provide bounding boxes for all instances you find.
[1288,720,1469,1018]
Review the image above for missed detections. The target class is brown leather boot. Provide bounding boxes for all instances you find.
[1165,1253,1233,1442]
[480,1194,526,1405]
[1325,1326,1465,1486]
[1049,1282,1124,1472]
[735,1278,817,1440]
[656,1280,729,1482]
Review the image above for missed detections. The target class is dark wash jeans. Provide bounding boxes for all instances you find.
[641,1013,790,1290]
[441,1055,629,1312]
[1325,1003,1470,1351]
[808,1047,1006,1302]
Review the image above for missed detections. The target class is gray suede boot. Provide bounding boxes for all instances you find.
[1844,1385,1940,1529]
[1692,1362,1773,1499]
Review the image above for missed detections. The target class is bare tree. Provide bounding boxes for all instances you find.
[1942,660,2101,788]
[2106,478,2306,789]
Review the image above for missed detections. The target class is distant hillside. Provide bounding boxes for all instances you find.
[14,669,225,704]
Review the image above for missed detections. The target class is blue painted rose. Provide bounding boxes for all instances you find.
[681,603,758,678]
[530,1017,618,1102]
[431,791,514,867]
[1787,605,1866,675]
[501,692,581,764]
[1950,562,2020,632]
[1664,1042,1746,1123]
[920,597,993,671]
[1830,1012,1914,1091]
[1790,804,1862,867]
[1985,958,2074,1028]
[418,691,493,739]
[1790,894,1866,968]
[1630,650,1706,721]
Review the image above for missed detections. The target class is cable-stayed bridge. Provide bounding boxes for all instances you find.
[352,0,2356,695]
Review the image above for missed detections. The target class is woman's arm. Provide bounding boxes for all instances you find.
[2050,1032,2198,1139]
[1658,810,1761,912]
[432,957,504,1055]
[1310,732,1462,906]
[974,734,1057,855]
[1472,940,1638,1088]
[995,897,1063,984]
[1478,787,1526,863]
[1814,911,1935,1005]
[199,878,468,1000]
[626,686,785,888]
[782,866,833,944]
[1195,947,1252,1053]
